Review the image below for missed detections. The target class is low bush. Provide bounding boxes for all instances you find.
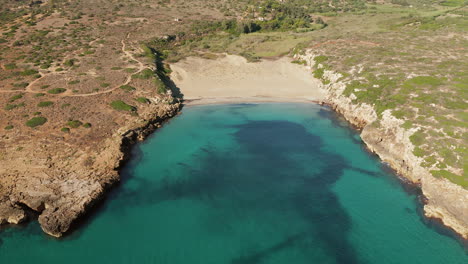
[20,69,38,76]
[47,88,67,94]
[119,84,136,92]
[110,100,136,112]
[135,97,149,104]
[66,120,83,128]
[37,101,54,107]
[132,68,154,79]
[9,94,23,102]
[25,116,47,127]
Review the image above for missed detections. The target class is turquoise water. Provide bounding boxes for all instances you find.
[0,103,466,263]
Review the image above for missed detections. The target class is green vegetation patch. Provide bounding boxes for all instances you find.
[37,101,54,107]
[66,120,83,128]
[132,69,154,79]
[47,88,67,94]
[110,100,136,112]
[4,103,25,110]
[25,117,47,128]
[20,69,39,76]
[120,85,136,92]
[4,125,13,130]
[431,170,468,188]
[61,127,70,133]
[135,97,149,104]
[5,63,17,70]
[9,94,23,102]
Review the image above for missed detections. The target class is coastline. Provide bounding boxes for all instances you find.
[171,53,468,240]
[2,52,466,241]
[183,96,322,106]
[0,95,181,237]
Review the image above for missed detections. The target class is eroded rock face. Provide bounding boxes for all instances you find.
[0,204,27,225]
[296,51,468,239]
[0,98,181,237]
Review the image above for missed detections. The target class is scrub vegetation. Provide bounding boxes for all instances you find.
[0,0,466,192]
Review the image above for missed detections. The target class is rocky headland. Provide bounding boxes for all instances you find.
[0,96,180,237]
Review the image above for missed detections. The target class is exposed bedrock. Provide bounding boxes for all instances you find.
[295,50,468,239]
[0,99,181,237]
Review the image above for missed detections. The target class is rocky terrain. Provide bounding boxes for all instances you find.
[0,95,180,237]
[296,51,468,239]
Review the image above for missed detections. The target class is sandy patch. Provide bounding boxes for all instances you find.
[170,55,325,105]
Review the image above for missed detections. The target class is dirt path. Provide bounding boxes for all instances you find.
[0,33,147,98]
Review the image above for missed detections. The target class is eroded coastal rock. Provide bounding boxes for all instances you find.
[296,51,468,239]
[0,96,180,237]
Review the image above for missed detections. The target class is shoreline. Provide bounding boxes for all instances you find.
[183,96,323,106]
[171,53,468,241]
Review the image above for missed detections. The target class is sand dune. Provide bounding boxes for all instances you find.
[170,54,325,105]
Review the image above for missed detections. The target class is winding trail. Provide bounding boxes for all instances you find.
[0,33,147,98]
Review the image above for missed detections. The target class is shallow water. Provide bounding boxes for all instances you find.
[0,103,466,263]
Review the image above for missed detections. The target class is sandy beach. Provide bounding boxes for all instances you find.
[170,54,325,105]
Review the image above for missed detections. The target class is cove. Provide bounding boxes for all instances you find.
[0,103,466,263]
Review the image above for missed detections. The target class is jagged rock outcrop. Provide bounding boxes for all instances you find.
[296,51,468,239]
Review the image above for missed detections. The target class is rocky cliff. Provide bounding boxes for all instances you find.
[0,96,181,237]
[296,51,468,239]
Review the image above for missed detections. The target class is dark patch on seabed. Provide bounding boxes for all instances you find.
[109,119,364,263]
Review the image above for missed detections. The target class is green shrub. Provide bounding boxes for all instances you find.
[64,59,76,67]
[34,93,45,97]
[110,100,136,112]
[4,63,16,70]
[314,55,329,64]
[135,97,149,104]
[25,117,47,127]
[13,82,29,88]
[132,68,154,79]
[47,88,67,94]
[83,123,92,128]
[124,68,137,73]
[9,94,23,102]
[66,120,83,128]
[20,69,38,76]
[33,111,41,115]
[55,67,64,72]
[37,101,54,107]
[409,131,425,146]
[313,68,325,79]
[68,80,80,85]
[4,125,13,130]
[119,84,136,92]
[4,104,20,110]
[61,127,70,133]
[100,83,110,88]
[111,67,122,70]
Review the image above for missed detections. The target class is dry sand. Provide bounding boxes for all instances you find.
[170,54,325,105]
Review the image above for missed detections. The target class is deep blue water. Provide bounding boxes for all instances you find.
[0,103,466,263]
